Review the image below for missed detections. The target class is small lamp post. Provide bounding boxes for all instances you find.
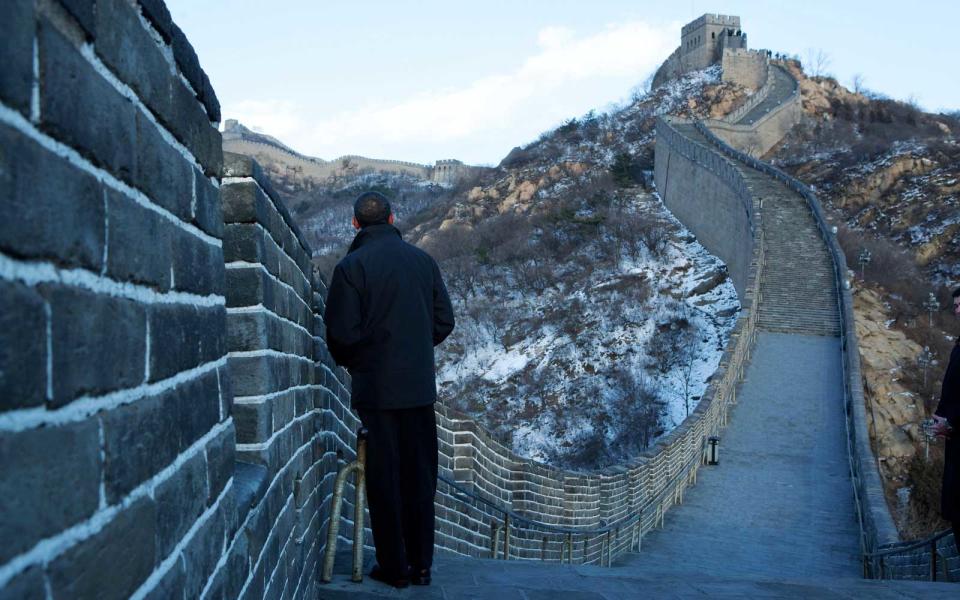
[857,248,872,280]
[707,436,720,465]
[918,346,934,387]
[923,293,940,327]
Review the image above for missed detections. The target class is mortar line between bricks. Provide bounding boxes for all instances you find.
[234,428,328,599]
[0,419,233,589]
[251,221,313,290]
[0,104,222,248]
[30,34,39,123]
[262,498,298,597]
[0,356,228,432]
[231,222,313,291]
[129,4,206,125]
[227,304,313,337]
[317,363,350,395]
[130,476,235,600]
[222,177,312,256]
[233,384,332,405]
[0,252,226,307]
[225,261,312,311]
[228,349,314,362]
[236,408,318,452]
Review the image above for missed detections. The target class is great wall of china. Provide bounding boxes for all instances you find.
[0,3,956,598]
[221,120,471,186]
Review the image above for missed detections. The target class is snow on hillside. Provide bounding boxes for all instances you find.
[249,66,746,468]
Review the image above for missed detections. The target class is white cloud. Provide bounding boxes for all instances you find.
[223,20,676,164]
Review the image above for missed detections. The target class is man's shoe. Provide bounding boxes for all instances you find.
[369,565,410,588]
[410,568,431,586]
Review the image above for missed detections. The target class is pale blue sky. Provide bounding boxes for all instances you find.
[168,1,958,165]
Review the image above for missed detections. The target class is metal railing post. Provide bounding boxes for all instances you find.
[541,536,548,561]
[564,533,572,564]
[930,540,937,582]
[321,428,368,584]
[502,514,511,560]
[490,520,500,559]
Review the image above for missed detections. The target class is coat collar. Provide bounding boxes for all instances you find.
[347,223,402,253]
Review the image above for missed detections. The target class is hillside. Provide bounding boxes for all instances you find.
[231,67,753,468]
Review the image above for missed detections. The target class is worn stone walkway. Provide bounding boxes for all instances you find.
[319,554,957,598]
[620,332,860,579]
[318,333,959,597]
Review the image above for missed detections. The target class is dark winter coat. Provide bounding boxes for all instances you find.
[935,339,960,522]
[323,224,455,410]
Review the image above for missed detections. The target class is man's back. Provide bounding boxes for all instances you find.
[324,223,454,410]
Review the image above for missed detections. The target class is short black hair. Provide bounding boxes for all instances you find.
[354,191,392,227]
[953,287,960,299]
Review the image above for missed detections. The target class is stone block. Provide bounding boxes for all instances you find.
[234,400,272,445]
[0,0,34,116]
[223,222,263,264]
[0,419,101,564]
[223,531,250,600]
[101,390,180,503]
[218,363,234,421]
[135,110,193,221]
[0,123,105,272]
[174,369,222,449]
[221,180,265,225]
[147,303,225,382]
[0,280,47,411]
[105,188,172,290]
[181,501,226,600]
[39,18,138,184]
[155,450,208,559]
[206,422,235,504]
[95,0,172,124]
[172,232,225,296]
[169,23,202,99]
[44,284,146,406]
[194,170,223,237]
[141,555,185,600]
[167,78,222,177]
[226,266,267,309]
[139,0,174,42]
[0,565,45,600]
[49,497,157,599]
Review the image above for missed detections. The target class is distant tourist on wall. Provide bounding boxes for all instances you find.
[324,191,456,588]
[932,287,960,554]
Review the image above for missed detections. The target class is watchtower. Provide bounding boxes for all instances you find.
[680,14,746,72]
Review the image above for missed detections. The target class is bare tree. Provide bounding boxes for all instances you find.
[805,48,832,78]
[851,73,866,94]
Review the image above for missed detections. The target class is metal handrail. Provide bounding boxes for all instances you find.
[321,428,368,583]
[865,528,952,558]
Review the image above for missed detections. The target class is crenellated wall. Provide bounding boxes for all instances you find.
[654,119,757,298]
[0,2,361,598]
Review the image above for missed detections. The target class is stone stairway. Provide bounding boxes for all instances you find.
[672,122,841,336]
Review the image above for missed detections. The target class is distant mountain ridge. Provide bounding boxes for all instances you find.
[221,119,472,185]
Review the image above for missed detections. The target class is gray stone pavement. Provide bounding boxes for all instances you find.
[319,332,959,597]
[620,332,861,579]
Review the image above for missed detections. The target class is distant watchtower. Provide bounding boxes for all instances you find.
[680,14,746,72]
[652,13,753,89]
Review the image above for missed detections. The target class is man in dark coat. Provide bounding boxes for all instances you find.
[324,191,455,588]
[933,287,960,554]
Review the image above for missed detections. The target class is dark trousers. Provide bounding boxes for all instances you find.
[953,520,960,555]
[357,404,438,576]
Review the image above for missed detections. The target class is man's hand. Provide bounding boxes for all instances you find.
[932,415,953,438]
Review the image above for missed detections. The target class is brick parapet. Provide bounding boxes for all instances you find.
[0,2,357,598]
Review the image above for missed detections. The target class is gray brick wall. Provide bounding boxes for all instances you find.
[0,2,349,598]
